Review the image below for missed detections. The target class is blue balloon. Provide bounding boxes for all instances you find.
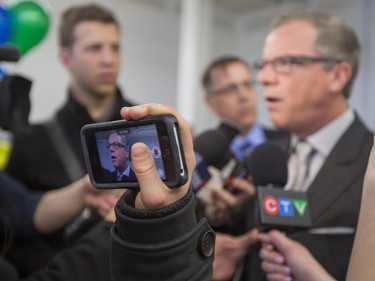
[0,6,12,43]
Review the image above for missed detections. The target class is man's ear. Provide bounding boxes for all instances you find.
[330,61,352,93]
[59,47,71,67]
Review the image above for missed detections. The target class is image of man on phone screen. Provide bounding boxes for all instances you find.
[104,131,136,182]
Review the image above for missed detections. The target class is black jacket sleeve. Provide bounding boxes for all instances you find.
[0,172,42,237]
[111,189,215,281]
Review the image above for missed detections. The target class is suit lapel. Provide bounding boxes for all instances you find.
[307,116,372,223]
[267,115,372,225]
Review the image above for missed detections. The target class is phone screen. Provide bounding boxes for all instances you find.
[93,123,167,183]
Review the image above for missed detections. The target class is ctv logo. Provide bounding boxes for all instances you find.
[262,196,308,217]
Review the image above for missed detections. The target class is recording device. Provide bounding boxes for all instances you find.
[217,121,250,193]
[192,129,230,196]
[191,151,212,194]
[0,45,30,168]
[193,127,247,195]
[81,114,188,189]
[249,142,312,233]
[194,129,232,170]
[0,45,20,62]
[217,120,241,143]
[0,45,31,132]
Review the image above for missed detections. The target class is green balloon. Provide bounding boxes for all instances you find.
[9,0,50,55]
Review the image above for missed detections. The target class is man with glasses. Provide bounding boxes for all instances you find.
[104,131,136,181]
[229,11,373,281]
[202,55,285,163]
[198,57,285,230]
[199,56,287,280]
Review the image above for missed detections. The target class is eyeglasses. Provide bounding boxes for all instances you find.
[107,142,127,150]
[208,80,255,96]
[253,55,342,74]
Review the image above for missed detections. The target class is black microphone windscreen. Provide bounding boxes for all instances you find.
[246,142,288,187]
[0,45,21,62]
[194,129,231,169]
[218,121,241,143]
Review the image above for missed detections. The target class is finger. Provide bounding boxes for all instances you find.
[211,188,237,207]
[259,247,285,265]
[131,143,168,209]
[97,195,118,212]
[258,230,279,244]
[224,229,259,250]
[229,177,256,196]
[235,228,259,247]
[265,273,292,281]
[261,230,300,256]
[262,259,290,273]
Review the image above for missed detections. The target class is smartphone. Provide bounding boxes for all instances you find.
[81,114,188,189]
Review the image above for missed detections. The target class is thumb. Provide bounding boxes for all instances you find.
[131,142,166,209]
[131,142,157,181]
[264,230,294,254]
[237,228,259,247]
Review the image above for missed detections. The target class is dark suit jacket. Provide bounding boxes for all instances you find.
[107,167,137,182]
[243,114,373,281]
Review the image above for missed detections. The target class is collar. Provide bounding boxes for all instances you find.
[291,108,354,157]
[232,122,266,148]
[62,86,132,123]
[117,164,132,178]
[231,122,267,162]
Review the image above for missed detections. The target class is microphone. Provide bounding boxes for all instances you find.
[249,142,312,233]
[192,129,230,196]
[217,120,241,143]
[217,121,253,193]
[194,128,248,195]
[0,45,21,62]
[192,129,232,201]
[194,129,232,170]
[190,151,212,194]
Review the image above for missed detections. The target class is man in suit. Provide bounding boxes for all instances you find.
[105,131,136,181]
[198,56,267,224]
[230,11,373,281]
[199,55,287,280]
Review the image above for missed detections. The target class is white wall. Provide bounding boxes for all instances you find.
[4,0,375,133]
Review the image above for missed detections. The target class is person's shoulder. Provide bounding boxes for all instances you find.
[100,167,116,177]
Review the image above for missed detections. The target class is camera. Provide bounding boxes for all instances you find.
[81,114,188,189]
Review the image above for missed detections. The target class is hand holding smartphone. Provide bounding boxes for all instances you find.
[81,114,188,189]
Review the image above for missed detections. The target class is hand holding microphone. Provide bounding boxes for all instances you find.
[193,128,256,225]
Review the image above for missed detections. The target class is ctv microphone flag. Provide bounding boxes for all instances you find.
[256,186,312,232]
